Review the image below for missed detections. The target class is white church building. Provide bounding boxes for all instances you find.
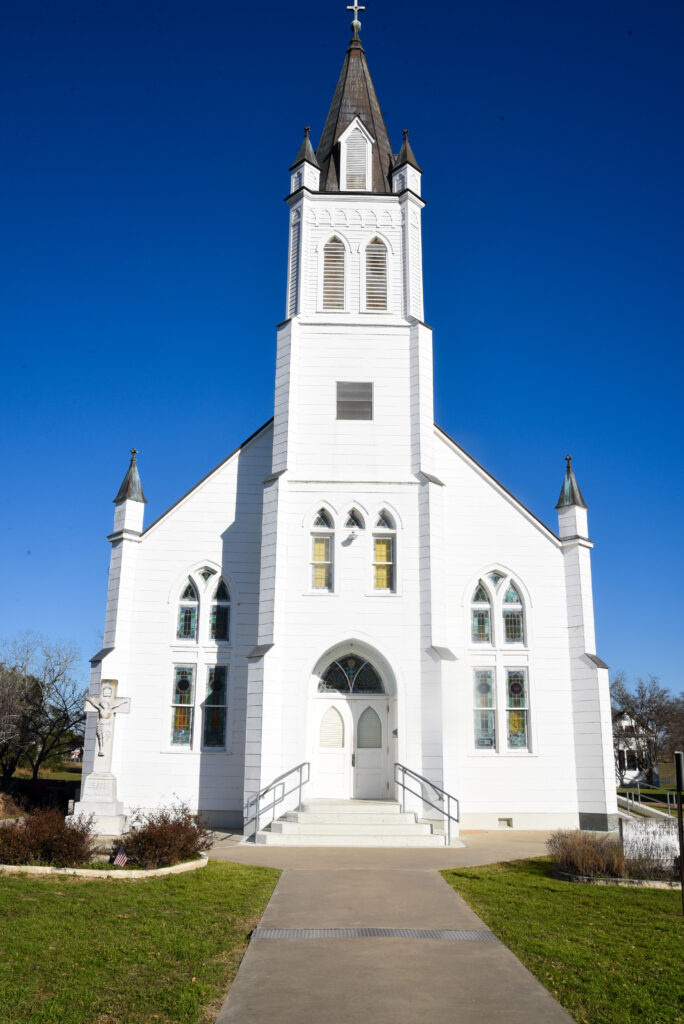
[76,16,618,841]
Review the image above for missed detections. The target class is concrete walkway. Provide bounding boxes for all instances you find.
[212,832,573,1023]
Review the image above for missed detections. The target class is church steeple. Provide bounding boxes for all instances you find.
[113,449,146,504]
[555,455,587,510]
[315,20,394,193]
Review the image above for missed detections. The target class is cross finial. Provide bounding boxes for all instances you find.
[130,448,138,461]
[304,126,311,137]
[347,2,365,39]
[565,454,572,472]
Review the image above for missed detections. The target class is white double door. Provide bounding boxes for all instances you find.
[314,697,391,800]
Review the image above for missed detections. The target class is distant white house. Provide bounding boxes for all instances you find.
[74,17,618,838]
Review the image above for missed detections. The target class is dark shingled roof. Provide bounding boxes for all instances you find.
[114,450,147,504]
[290,127,319,171]
[555,456,588,510]
[394,129,421,173]
[316,37,393,193]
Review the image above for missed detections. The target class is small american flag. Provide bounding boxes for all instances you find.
[113,846,128,868]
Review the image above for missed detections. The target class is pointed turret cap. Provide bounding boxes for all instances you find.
[113,449,147,504]
[394,129,421,173]
[316,31,394,193]
[290,126,319,171]
[555,455,587,509]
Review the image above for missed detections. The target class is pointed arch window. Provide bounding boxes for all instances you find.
[210,580,231,641]
[318,657,384,694]
[503,583,524,643]
[365,238,387,310]
[176,580,198,640]
[471,582,491,643]
[357,707,382,748]
[345,509,365,530]
[311,509,334,591]
[320,707,344,747]
[345,127,368,189]
[373,510,396,591]
[323,237,345,310]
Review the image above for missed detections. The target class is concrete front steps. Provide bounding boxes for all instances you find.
[254,799,461,847]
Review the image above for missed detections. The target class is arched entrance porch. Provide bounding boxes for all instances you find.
[309,641,397,800]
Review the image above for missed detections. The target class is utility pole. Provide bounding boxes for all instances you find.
[675,751,684,916]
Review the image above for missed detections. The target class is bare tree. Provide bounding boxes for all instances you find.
[610,672,677,786]
[0,634,86,780]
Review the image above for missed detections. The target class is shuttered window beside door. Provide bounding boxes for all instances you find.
[345,128,367,189]
[323,237,345,310]
[366,238,387,310]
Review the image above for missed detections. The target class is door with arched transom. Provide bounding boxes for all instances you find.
[313,655,392,800]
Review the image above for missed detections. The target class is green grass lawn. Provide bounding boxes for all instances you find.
[443,859,683,1024]
[14,764,83,782]
[0,860,280,1024]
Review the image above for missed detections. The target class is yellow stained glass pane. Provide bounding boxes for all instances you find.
[374,537,392,563]
[312,564,330,589]
[312,536,330,562]
[374,564,392,589]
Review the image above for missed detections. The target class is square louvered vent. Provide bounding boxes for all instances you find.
[337,382,373,420]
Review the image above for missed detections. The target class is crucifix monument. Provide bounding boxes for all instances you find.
[73,679,131,835]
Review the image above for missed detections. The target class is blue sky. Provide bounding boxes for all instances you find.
[1,0,682,692]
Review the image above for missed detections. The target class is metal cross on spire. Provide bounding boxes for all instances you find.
[347,1,365,39]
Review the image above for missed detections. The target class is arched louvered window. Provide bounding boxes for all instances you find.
[210,580,230,641]
[365,238,387,310]
[323,237,345,310]
[177,580,199,640]
[345,127,368,189]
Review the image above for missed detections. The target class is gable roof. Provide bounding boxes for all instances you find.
[142,419,273,536]
[435,424,560,545]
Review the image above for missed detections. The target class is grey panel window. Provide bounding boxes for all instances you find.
[337,382,373,421]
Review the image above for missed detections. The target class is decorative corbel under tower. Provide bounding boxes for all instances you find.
[557,456,617,830]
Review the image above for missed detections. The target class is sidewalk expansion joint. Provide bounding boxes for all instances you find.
[252,927,499,941]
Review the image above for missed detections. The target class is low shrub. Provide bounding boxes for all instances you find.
[0,793,24,819]
[0,808,96,867]
[547,830,626,878]
[120,803,213,869]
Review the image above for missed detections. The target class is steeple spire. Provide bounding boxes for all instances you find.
[290,126,319,171]
[114,449,147,504]
[555,454,587,510]
[394,129,421,173]
[315,15,393,193]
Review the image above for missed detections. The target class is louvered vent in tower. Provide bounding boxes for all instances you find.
[365,238,387,310]
[288,218,300,316]
[323,237,345,310]
[345,128,368,190]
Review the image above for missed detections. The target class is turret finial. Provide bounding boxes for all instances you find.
[304,126,310,137]
[565,453,572,471]
[403,129,409,139]
[347,2,365,39]
[130,448,138,461]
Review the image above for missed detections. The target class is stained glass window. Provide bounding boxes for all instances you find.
[503,610,523,642]
[373,536,394,590]
[318,657,384,694]
[313,509,333,528]
[472,583,489,603]
[488,572,504,588]
[199,568,216,582]
[505,584,521,603]
[345,509,364,529]
[210,581,230,641]
[312,535,332,590]
[472,610,490,643]
[177,580,199,640]
[203,666,227,748]
[171,666,195,745]
[506,670,528,749]
[375,510,394,529]
[473,669,496,749]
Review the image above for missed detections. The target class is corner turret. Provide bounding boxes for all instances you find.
[392,129,422,197]
[112,449,146,536]
[556,455,588,540]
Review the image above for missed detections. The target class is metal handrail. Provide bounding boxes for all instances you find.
[243,762,310,840]
[395,763,460,845]
[617,783,675,817]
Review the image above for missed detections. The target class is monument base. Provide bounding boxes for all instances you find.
[73,771,127,836]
